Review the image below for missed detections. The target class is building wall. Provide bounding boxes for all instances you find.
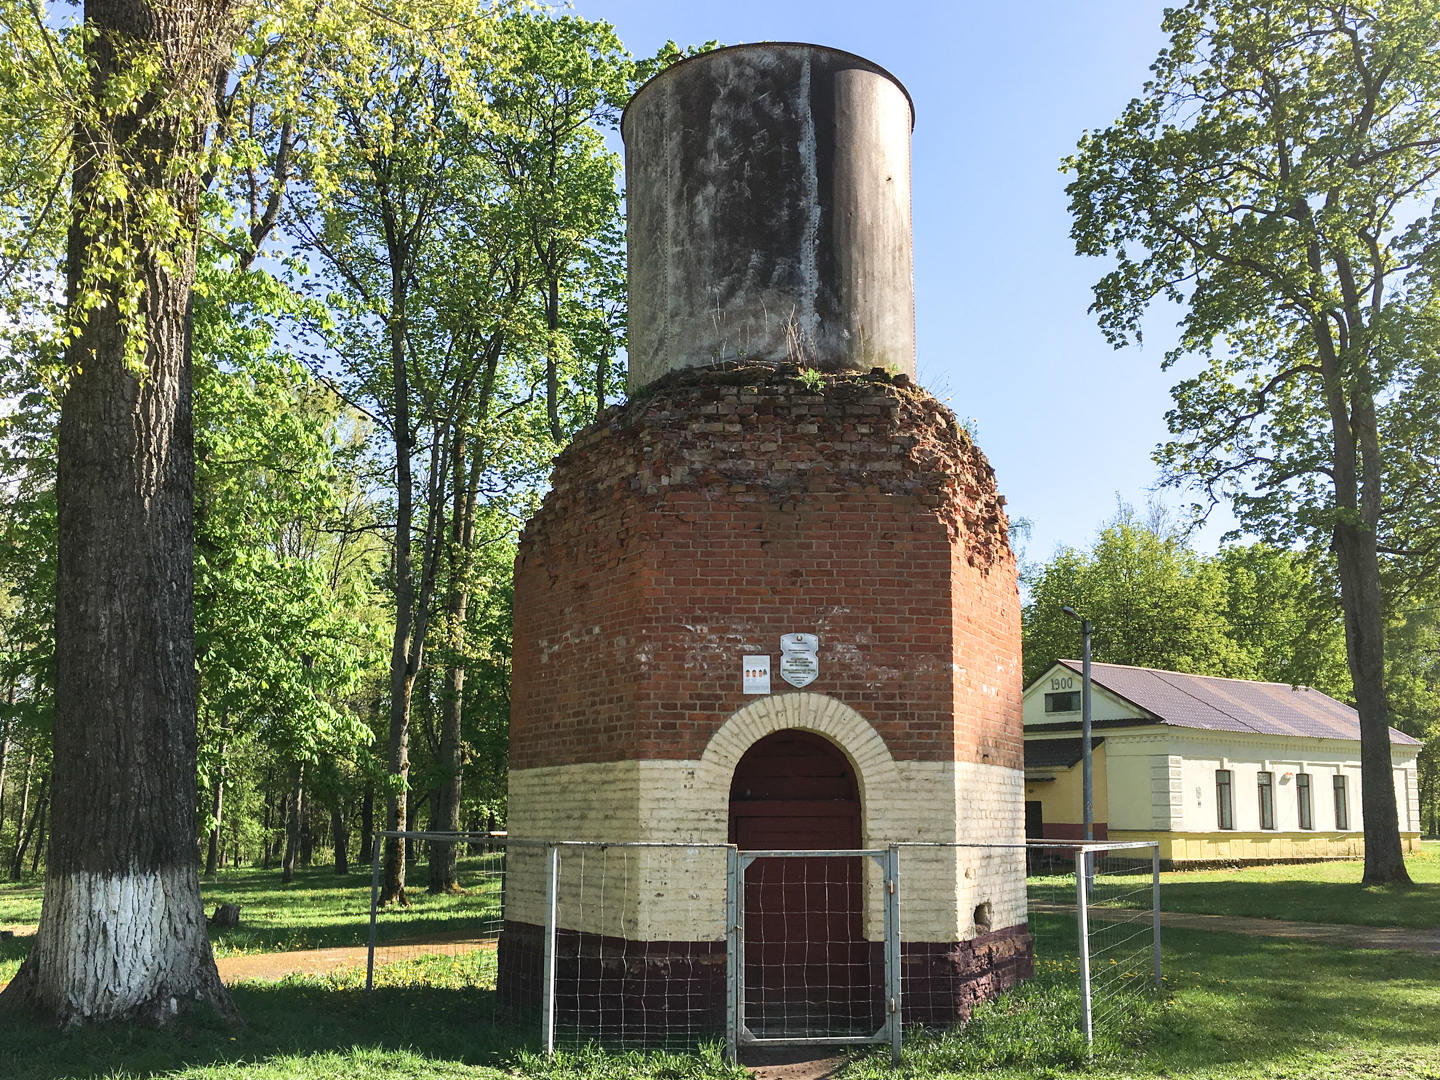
[1165,730,1419,837]
[507,692,1028,941]
[506,370,1029,951]
[1022,740,1109,838]
[509,370,1019,774]
[1028,724,1422,862]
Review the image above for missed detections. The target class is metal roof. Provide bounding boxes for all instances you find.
[1024,736,1105,770]
[1053,661,1419,746]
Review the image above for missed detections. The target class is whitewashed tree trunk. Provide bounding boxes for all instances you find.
[0,0,237,1025]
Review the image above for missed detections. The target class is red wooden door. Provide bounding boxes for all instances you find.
[729,731,868,1031]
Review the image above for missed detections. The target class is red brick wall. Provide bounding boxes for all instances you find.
[510,366,1021,772]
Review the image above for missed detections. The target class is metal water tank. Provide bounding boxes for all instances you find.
[623,43,916,392]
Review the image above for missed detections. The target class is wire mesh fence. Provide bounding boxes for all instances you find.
[540,841,729,1050]
[730,848,899,1061]
[364,832,507,991]
[360,833,1160,1055]
[1073,844,1162,1041]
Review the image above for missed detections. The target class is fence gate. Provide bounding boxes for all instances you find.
[726,847,900,1063]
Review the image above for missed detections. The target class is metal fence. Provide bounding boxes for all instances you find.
[363,832,1161,1057]
[1022,839,1163,1043]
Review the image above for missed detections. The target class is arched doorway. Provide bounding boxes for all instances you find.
[728,729,869,1032]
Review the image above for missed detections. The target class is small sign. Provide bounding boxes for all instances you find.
[743,655,771,694]
[780,633,819,655]
[779,633,820,688]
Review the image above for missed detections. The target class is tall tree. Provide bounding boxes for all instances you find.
[294,8,629,903]
[1065,0,1440,883]
[0,0,239,1022]
[1023,503,1249,685]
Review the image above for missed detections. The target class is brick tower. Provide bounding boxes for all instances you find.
[498,43,1032,1036]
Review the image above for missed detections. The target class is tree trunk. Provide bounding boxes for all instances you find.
[298,795,313,867]
[204,741,225,878]
[29,782,48,876]
[359,787,374,865]
[1335,520,1412,883]
[0,0,239,1026]
[282,764,303,884]
[10,750,32,877]
[405,795,424,869]
[545,273,561,442]
[262,787,278,870]
[331,800,349,875]
[11,775,45,880]
[382,271,414,909]
[430,426,483,894]
[0,690,12,817]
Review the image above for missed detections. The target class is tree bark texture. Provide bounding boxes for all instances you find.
[382,272,414,908]
[11,775,45,880]
[429,427,483,894]
[0,0,242,1027]
[29,784,48,876]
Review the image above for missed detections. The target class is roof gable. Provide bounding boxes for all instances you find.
[1023,661,1155,726]
[1054,661,1418,746]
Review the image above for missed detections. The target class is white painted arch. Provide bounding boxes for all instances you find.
[700,692,902,827]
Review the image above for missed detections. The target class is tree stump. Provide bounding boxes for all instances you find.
[210,904,241,928]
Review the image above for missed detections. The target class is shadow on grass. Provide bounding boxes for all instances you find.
[2,914,1438,1080]
[201,863,502,955]
[1029,912,1440,1075]
[0,980,532,1080]
[1153,877,1440,929]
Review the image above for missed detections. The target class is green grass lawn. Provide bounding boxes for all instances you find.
[0,913,1436,1079]
[1152,842,1440,929]
[3,856,1439,1078]
[1028,842,1440,930]
[0,858,503,986]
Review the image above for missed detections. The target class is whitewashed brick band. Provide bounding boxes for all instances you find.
[505,694,1028,940]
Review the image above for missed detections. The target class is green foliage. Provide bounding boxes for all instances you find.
[1386,606,1440,834]
[1065,0,1440,558]
[1065,2,1440,874]
[1023,502,1346,691]
[796,368,826,391]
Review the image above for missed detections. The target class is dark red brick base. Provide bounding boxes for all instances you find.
[898,925,1035,1025]
[496,920,1034,1039]
[496,921,727,1038]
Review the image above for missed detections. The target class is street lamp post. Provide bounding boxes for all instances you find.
[1061,606,1093,843]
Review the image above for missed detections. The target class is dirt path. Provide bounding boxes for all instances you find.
[1029,902,1440,956]
[217,931,498,984]
[2,926,497,986]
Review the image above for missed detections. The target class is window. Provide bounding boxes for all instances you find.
[1215,769,1234,830]
[1045,691,1081,713]
[1334,774,1349,830]
[1257,771,1275,830]
[1296,773,1313,830]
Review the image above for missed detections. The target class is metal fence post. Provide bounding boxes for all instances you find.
[1151,843,1162,988]
[542,843,559,1056]
[725,846,740,1063]
[1075,847,1093,1044]
[365,832,383,991]
[885,844,902,1066]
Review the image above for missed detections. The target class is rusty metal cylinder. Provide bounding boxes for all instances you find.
[622,43,916,392]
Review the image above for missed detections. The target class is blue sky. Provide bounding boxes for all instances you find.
[567,0,1242,566]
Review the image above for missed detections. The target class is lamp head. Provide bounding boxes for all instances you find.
[1062,605,1079,621]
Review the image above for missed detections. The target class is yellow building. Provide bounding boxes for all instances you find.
[1023,661,1422,866]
